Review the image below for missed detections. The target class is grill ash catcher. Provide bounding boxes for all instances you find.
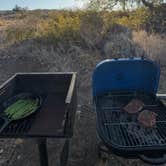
[92,57,166,165]
[0,72,77,166]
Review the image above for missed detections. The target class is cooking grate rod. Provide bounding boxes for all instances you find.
[101,104,158,110]
[106,93,137,97]
[104,121,166,126]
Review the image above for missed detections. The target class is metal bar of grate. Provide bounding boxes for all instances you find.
[105,92,137,97]
[103,123,166,147]
[1,117,35,136]
[101,105,159,111]
[104,121,166,125]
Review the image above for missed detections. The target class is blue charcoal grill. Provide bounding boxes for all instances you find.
[92,57,166,165]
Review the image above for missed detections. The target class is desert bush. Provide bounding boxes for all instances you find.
[39,13,82,47]
[117,8,150,30]
[6,20,37,43]
[4,7,165,45]
[102,7,165,33]
[145,4,166,33]
[133,30,166,63]
[80,11,104,46]
[101,8,149,31]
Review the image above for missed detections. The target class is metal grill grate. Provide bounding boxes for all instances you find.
[96,92,166,148]
[0,115,36,137]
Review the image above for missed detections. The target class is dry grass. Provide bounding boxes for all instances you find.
[133,30,166,63]
[133,31,166,92]
[0,18,13,27]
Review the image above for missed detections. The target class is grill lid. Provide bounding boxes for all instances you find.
[92,58,160,97]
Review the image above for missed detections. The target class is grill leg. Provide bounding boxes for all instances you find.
[37,138,49,166]
[60,139,70,166]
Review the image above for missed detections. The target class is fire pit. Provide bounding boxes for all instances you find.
[93,58,166,165]
[0,72,77,166]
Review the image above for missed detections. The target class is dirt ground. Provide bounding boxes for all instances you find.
[0,39,166,166]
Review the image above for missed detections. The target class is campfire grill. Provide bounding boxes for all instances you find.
[0,73,77,138]
[0,72,77,166]
[93,58,166,164]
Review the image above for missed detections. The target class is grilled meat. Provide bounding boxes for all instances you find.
[123,99,144,114]
[138,110,157,128]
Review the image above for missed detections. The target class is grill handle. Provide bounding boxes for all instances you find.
[157,94,166,100]
[139,154,166,165]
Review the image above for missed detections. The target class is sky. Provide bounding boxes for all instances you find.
[0,0,85,10]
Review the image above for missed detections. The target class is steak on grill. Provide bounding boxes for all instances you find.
[123,99,144,114]
[137,110,157,128]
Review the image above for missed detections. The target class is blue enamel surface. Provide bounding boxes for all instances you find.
[92,58,160,97]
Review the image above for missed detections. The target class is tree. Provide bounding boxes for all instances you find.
[86,0,118,10]
[13,5,22,12]
[85,0,165,11]
[12,5,28,12]
[139,0,164,10]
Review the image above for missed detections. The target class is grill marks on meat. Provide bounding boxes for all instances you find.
[137,110,157,128]
[123,99,144,114]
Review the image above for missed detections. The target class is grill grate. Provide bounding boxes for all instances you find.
[0,114,36,137]
[96,91,166,149]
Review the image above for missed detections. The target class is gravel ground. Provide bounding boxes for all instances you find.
[0,39,166,166]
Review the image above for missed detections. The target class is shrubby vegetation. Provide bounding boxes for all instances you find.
[4,5,165,44]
